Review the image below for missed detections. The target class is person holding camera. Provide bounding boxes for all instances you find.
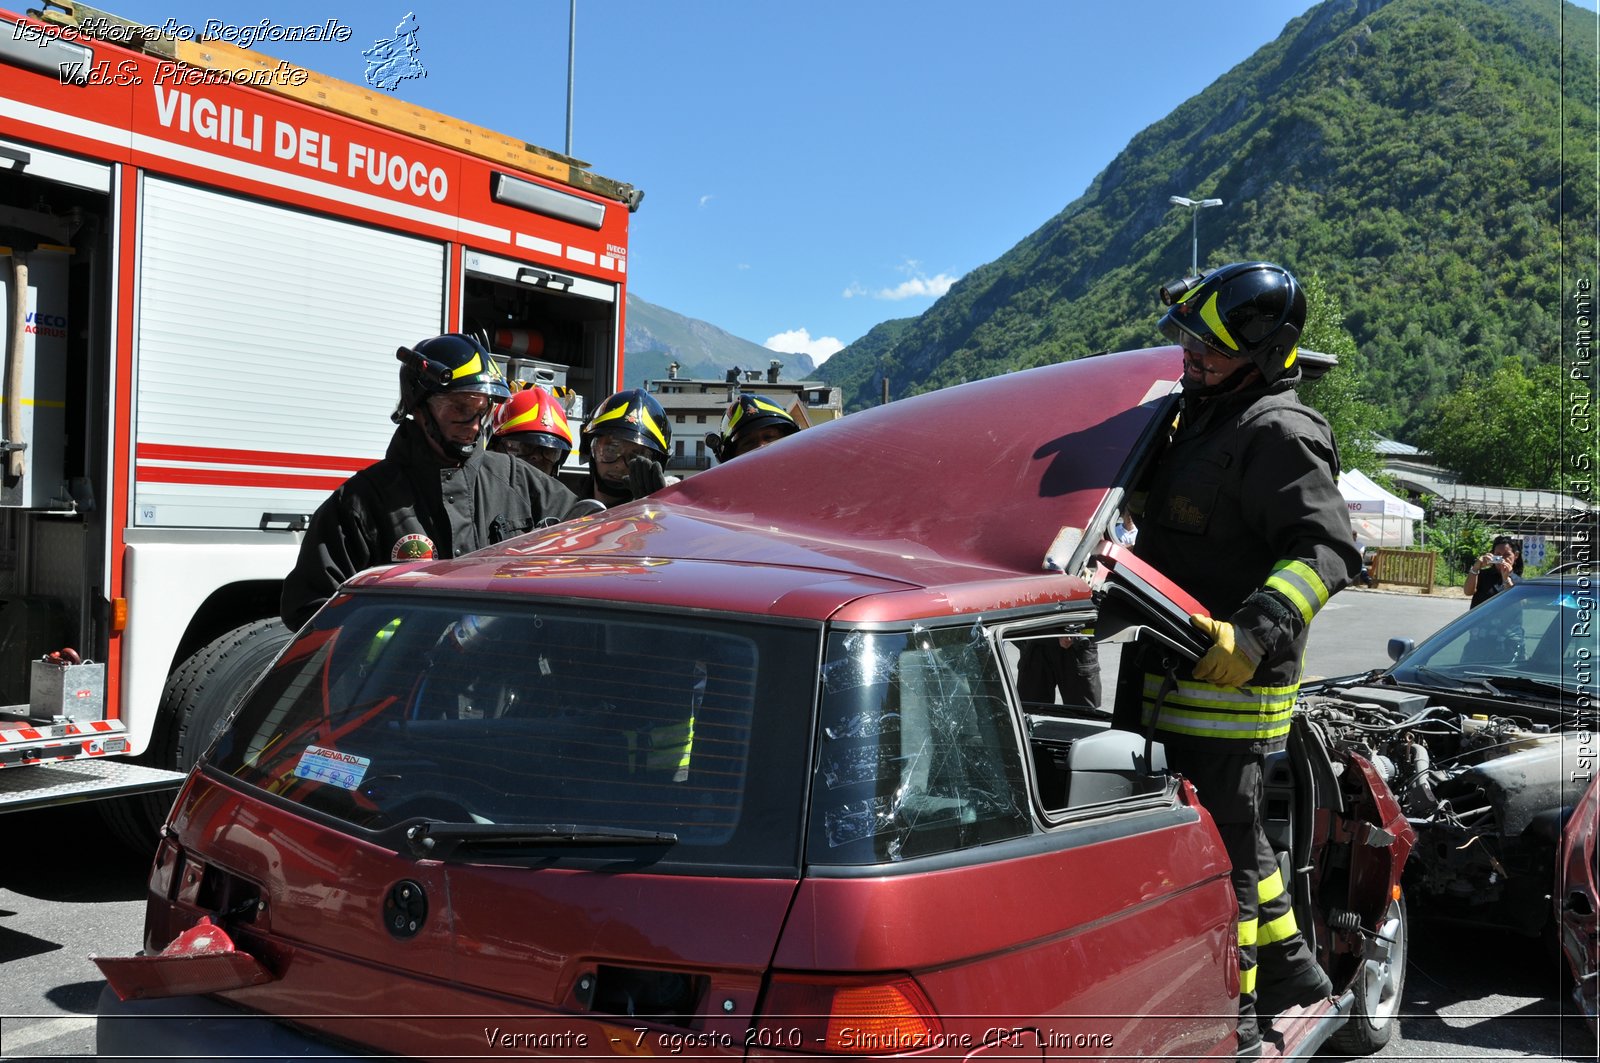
[1464,534,1521,608]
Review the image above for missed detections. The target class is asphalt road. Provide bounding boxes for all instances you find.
[1303,583,1471,681]
[0,587,1593,1061]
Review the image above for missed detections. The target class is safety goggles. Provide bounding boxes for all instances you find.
[592,437,654,463]
[1177,332,1237,360]
[494,437,564,467]
[428,392,492,418]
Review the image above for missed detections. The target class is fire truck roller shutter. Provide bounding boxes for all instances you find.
[133,178,445,529]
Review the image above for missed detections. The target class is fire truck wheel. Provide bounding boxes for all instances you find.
[100,618,292,852]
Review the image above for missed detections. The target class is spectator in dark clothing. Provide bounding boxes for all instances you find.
[1465,534,1522,608]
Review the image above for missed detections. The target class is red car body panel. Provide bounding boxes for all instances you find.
[776,792,1238,1059]
[156,776,784,1058]
[1557,772,1599,1033]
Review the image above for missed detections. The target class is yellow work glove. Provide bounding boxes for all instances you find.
[1190,614,1260,687]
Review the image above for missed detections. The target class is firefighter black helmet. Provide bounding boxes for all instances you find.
[580,388,671,462]
[708,393,799,460]
[392,333,512,422]
[1158,261,1306,384]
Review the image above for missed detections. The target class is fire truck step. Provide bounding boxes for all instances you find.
[0,758,184,814]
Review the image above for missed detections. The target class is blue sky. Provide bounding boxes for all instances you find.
[108,0,1590,363]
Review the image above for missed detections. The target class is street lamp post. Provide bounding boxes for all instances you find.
[1169,195,1223,276]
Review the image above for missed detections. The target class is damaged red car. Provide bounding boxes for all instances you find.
[97,348,1413,1060]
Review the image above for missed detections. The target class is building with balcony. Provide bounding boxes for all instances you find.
[645,359,843,474]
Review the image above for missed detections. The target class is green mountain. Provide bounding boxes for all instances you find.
[624,293,818,387]
[818,0,1596,440]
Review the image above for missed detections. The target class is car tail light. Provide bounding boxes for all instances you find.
[754,973,941,1054]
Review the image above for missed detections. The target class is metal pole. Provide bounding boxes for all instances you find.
[565,0,576,157]
[1191,208,1199,276]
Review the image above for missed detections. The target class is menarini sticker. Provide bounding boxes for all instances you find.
[293,745,371,791]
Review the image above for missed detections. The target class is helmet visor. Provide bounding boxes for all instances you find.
[592,437,658,464]
[1175,330,1240,361]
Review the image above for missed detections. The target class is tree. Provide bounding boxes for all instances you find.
[1298,274,1384,477]
[1417,362,1562,489]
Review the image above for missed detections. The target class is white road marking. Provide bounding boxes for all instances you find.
[1,1014,95,1052]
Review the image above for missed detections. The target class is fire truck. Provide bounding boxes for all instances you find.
[0,4,640,836]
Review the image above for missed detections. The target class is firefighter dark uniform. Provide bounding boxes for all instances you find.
[280,334,578,631]
[280,419,577,629]
[1126,262,1361,1055]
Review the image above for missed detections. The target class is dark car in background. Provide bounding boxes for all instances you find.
[96,349,1412,1060]
[1303,567,1598,939]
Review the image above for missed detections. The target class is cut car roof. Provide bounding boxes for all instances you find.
[354,348,1182,622]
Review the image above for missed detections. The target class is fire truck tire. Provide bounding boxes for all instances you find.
[100,618,292,852]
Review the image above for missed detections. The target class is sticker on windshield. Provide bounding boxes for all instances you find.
[293,745,371,791]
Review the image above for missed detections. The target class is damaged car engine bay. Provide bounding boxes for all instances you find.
[1304,686,1587,932]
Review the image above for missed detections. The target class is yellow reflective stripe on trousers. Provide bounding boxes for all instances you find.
[1140,674,1297,740]
[1240,964,1258,995]
[1238,916,1258,947]
[1258,868,1286,905]
[1265,560,1330,625]
[1258,907,1300,945]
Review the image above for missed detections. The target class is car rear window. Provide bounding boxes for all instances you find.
[207,594,819,874]
[808,623,1032,865]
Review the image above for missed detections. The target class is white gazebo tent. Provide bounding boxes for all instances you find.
[1339,469,1425,548]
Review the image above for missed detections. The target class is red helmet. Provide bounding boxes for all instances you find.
[490,386,575,468]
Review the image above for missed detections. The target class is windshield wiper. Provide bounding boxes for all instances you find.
[401,821,679,859]
[1406,665,1492,693]
[1462,671,1579,702]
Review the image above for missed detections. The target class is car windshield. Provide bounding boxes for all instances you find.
[808,623,1032,865]
[1389,577,1598,705]
[207,594,819,873]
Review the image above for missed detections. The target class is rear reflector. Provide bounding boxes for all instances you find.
[94,917,277,1001]
[756,974,941,1054]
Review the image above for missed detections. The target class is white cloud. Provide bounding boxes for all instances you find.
[698,194,715,208]
[841,261,960,301]
[764,327,846,364]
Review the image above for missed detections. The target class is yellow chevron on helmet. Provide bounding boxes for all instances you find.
[581,388,672,458]
[1156,261,1306,384]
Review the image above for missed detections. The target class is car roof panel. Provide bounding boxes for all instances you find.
[353,349,1181,621]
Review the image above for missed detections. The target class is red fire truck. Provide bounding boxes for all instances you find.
[0,4,640,836]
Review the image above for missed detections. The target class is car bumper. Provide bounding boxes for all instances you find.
[97,983,360,1060]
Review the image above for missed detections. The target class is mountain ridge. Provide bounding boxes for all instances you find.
[815,0,1594,437]
[623,293,819,388]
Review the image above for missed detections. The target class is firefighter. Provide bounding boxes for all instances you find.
[706,393,799,461]
[280,334,580,630]
[489,384,575,478]
[1123,262,1361,1057]
[579,388,673,506]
